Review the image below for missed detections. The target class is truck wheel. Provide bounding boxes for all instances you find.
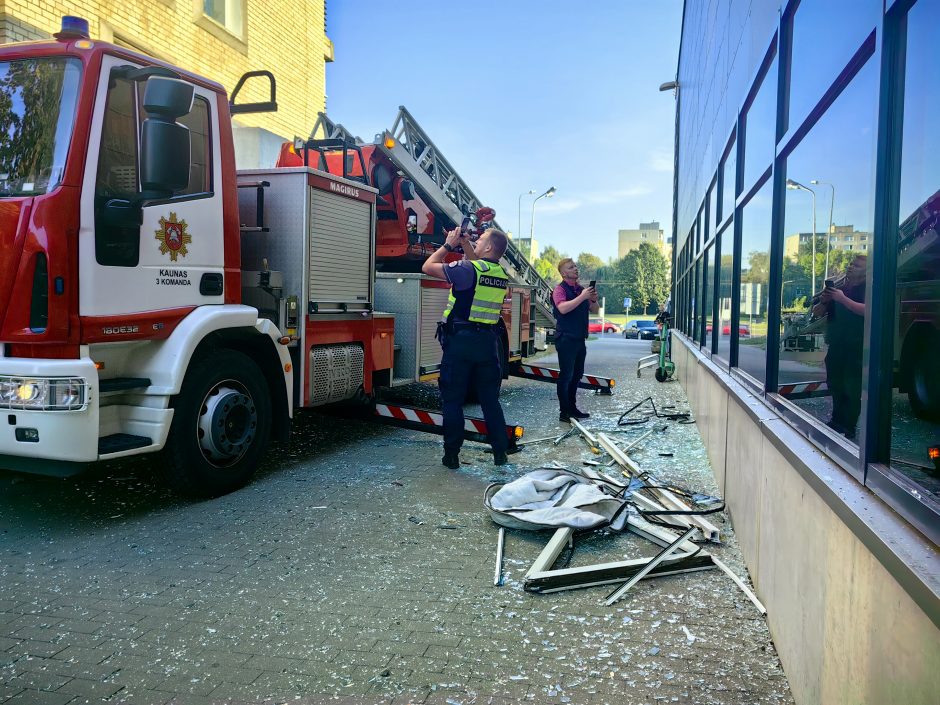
[908,333,940,421]
[163,350,272,498]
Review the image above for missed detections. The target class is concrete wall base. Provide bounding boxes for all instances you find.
[673,333,939,705]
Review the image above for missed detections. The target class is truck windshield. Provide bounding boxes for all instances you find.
[0,57,81,197]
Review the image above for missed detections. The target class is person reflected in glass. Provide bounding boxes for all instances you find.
[813,254,867,438]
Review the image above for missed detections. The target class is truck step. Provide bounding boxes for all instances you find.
[99,377,151,393]
[98,433,152,455]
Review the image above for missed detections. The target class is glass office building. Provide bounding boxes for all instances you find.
[670,1,938,701]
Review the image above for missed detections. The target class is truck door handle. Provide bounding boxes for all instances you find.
[200,273,224,296]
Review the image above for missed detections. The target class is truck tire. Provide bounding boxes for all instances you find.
[908,332,940,421]
[162,349,272,498]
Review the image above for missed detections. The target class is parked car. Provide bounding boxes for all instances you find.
[588,318,621,334]
[624,320,659,340]
[705,323,751,337]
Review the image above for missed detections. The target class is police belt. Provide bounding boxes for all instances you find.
[447,320,498,333]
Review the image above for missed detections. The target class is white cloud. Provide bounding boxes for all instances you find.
[649,150,674,172]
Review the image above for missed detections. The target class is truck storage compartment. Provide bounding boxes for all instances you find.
[237,167,376,318]
[374,273,449,384]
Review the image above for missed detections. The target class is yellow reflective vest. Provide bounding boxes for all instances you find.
[443,259,508,324]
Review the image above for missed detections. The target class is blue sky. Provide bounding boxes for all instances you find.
[325,1,682,262]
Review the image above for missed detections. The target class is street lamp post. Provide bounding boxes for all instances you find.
[786,178,818,293]
[530,186,557,242]
[811,179,835,280]
[517,190,535,243]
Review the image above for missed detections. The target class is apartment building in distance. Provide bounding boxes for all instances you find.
[783,224,872,259]
[617,221,672,262]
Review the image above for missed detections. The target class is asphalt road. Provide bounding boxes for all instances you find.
[0,336,793,705]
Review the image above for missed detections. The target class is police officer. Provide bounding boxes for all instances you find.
[552,258,599,422]
[422,226,511,469]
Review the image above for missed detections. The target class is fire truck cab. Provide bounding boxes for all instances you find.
[0,21,298,495]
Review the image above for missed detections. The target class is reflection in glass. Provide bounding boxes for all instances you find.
[721,139,737,224]
[743,58,778,192]
[692,259,701,342]
[737,179,772,384]
[788,0,879,133]
[777,58,877,440]
[891,0,940,496]
[709,183,718,235]
[0,58,81,197]
[703,244,714,349]
[716,224,735,364]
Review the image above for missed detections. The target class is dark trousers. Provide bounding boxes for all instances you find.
[556,334,587,414]
[439,327,508,454]
[825,349,863,435]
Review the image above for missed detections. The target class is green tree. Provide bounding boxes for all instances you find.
[539,245,565,266]
[621,242,670,314]
[575,252,604,282]
[535,257,560,285]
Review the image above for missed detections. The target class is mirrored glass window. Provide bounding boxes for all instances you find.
[716,223,735,365]
[737,178,773,384]
[891,0,940,494]
[743,57,778,193]
[709,182,719,235]
[703,244,715,349]
[777,58,877,440]
[721,138,737,224]
[788,0,879,133]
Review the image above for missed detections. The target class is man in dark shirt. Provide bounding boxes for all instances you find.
[552,258,599,422]
[813,255,867,438]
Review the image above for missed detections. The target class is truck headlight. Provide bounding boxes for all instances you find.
[0,376,87,410]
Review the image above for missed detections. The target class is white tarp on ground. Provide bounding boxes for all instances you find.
[484,469,631,531]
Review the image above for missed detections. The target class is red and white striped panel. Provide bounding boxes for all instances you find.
[778,380,829,397]
[517,364,560,380]
[516,364,611,388]
[374,403,493,435]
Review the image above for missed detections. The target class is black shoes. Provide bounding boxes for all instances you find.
[444,451,507,467]
[560,409,590,423]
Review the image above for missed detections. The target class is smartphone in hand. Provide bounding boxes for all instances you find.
[588,280,596,289]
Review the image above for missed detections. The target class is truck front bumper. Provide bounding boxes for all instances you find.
[0,356,99,476]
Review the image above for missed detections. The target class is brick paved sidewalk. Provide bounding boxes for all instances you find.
[0,337,793,704]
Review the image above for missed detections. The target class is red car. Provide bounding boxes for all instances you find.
[588,318,621,334]
[705,323,751,337]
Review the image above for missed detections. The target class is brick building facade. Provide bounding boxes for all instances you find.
[0,0,332,142]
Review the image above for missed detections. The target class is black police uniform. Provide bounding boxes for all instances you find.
[439,259,509,461]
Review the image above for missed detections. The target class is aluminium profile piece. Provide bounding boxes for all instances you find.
[596,431,721,543]
[523,527,574,580]
[493,527,505,587]
[711,555,767,615]
[605,527,698,605]
[525,551,714,594]
[570,418,600,451]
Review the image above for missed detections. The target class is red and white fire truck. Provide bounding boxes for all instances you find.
[0,19,614,496]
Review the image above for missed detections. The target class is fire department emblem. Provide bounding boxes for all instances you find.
[154,212,192,262]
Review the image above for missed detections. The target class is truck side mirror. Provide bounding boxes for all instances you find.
[140,77,194,197]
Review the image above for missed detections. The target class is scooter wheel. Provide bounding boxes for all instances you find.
[654,368,668,383]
